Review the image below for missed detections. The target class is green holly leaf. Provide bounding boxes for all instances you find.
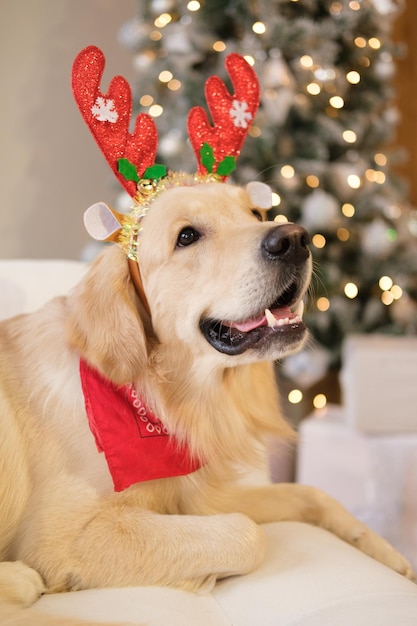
[200,143,215,174]
[118,158,139,182]
[143,164,167,180]
[216,156,236,177]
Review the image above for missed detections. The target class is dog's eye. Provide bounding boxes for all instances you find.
[176,227,201,247]
[252,210,264,222]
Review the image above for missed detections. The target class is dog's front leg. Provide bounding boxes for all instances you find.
[203,483,415,579]
[34,503,265,593]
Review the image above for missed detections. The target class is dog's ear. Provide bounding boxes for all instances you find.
[67,246,153,384]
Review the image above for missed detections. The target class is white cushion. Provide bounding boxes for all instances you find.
[0,259,87,320]
[37,522,417,625]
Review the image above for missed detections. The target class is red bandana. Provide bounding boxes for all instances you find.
[79,359,202,491]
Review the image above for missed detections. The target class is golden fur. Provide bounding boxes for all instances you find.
[0,183,413,625]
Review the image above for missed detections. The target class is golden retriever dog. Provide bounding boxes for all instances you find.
[0,182,414,625]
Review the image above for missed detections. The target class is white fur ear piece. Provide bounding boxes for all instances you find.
[83,202,122,241]
[245,181,272,209]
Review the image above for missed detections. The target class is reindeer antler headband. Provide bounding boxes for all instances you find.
[72,45,271,239]
[72,46,271,309]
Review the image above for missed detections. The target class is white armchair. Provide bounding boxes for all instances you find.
[1,259,417,626]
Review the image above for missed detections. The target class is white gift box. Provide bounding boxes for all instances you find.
[296,406,417,571]
[340,334,417,433]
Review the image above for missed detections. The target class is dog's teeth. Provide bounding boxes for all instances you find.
[265,308,277,328]
[293,300,304,319]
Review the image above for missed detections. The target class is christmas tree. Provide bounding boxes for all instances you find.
[118,0,417,410]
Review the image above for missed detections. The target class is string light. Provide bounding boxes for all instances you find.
[252,21,266,34]
[343,130,357,143]
[154,13,172,28]
[281,165,295,179]
[187,1,200,10]
[149,104,163,117]
[354,37,367,48]
[342,203,355,217]
[249,125,261,137]
[307,82,321,95]
[167,79,181,91]
[369,37,381,50]
[347,174,361,189]
[313,394,327,410]
[243,55,255,66]
[312,234,326,248]
[386,203,401,219]
[272,193,282,207]
[213,40,226,52]
[159,70,173,83]
[329,3,343,17]
[140,95,154,106]
[274,214,288,223]
[288,389,303,404]
[306,175,320,188]
[317,297,330,311]
[329,96,344,109]
[337,227,350,241]
[374,153,387,166]
[349,1,361,10]
[379,278,403,303]
[382,291,394,305]
[149,30,162,41]
[391,285,403,299]
[300,55,314,68]
[379,276,393,291]
[344,282,358,298]
[346,70,361,84]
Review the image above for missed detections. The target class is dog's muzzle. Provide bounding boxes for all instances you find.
[200,222,311,356]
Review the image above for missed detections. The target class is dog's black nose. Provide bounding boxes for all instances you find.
[262,223,310,264]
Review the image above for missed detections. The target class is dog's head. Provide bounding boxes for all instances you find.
[137,182,311,365]
[69,182,311,384]
[70,47,311,380]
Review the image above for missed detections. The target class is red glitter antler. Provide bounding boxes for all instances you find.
[72,46,158,197]
[187,54,260,179]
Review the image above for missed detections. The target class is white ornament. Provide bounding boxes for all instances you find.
[263,57,293,89]
[164,24,193,54]
[301,189,339,230]
[159,129,183,158]
[372,0,403,15]
[262,87,294,125]
[361,219,396,257]
[282,345,331,388]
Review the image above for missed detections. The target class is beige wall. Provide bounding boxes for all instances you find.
[0,0,137,259]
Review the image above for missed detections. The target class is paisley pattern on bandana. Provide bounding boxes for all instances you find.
[79,359,202,491]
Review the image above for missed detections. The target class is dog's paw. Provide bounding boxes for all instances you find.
[351,526,416,580]
[221,513,266,575]
[0,561,45,607]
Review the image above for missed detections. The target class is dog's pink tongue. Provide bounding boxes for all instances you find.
[231,306,292,332]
